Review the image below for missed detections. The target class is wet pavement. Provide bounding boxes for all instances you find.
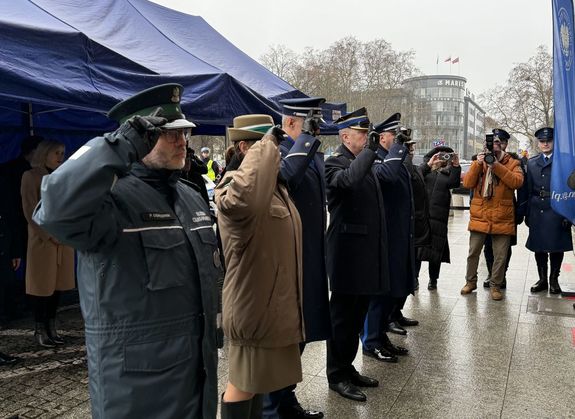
[1,209,575,418]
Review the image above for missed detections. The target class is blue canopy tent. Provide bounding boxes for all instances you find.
[0,0,344,162]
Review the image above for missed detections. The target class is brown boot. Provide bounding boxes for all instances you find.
[490,286,503,301]
[460,282,477,295]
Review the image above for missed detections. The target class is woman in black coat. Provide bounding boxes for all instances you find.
[418,147,461,289]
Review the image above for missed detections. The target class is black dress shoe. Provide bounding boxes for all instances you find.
[328,381,366,402]
[363,347,398,363]
[350,373,379,388]
[278,404,324,419]
[483,278,491,288]
[427,279,437,290]
[388,321,407,335]
[500,278,507,290]
[398,316,419,327]
[0,352,19,366]
[382,340,409,356]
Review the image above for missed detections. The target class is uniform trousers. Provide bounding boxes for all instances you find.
[361,295,398,351]
[466,232,511,287]
[326,293,370,384]
[535,252,564,272]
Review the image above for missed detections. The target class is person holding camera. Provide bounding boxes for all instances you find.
[324,108,385,402]
[480,129,525,290]
[525,127,573,294]
[32,84,221,418]
[418,146,461,290]
[362,113,414,359]
[461,133,524,300]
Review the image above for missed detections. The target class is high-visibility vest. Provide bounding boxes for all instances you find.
[206,159,216,180]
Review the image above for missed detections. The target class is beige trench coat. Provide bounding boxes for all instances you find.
[21,167,75,296]
[216,136,305,349]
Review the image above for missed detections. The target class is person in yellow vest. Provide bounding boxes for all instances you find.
[201,146,221,182]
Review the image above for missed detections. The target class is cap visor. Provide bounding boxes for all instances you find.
[163,119,196,129]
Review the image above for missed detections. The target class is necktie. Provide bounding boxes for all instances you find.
[545,156,549,163]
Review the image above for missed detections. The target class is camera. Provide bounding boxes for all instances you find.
[484,133,495,164]
[394,127,412,144]
[439,152,453,162]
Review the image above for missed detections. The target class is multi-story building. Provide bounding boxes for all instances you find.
[402,75,485,160]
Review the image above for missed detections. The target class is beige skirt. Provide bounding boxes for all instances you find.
[228,343,302,394]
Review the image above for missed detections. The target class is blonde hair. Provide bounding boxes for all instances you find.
[31,139,65,168]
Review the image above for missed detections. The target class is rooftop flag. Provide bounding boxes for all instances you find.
[452,57,460,64]
[444,56,451,63]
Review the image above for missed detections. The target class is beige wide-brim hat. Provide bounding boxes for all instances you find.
[227,114,274,142]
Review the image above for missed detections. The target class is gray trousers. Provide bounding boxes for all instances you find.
[465,232,511,287]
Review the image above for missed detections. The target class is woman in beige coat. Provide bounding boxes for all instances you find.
[21,139,75,348]
[216,115,304,419]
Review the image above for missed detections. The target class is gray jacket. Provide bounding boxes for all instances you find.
[33,135,220,419]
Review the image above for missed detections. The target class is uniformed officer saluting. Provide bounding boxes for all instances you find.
[526,127,573,294]
[325,108,384,403]
[33,84,220,419]
[262,97,330,419]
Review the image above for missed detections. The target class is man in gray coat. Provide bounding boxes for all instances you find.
[33,84,220,419]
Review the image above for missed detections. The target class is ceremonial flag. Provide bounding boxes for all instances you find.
[444,56,451,63]
[452,57,460,64]
[551,0,575,223]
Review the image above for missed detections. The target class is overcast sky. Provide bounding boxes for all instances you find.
[151,0,552,97]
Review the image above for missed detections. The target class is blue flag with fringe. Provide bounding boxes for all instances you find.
[552,0,575,223]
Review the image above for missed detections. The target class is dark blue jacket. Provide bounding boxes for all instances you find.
[279,133,330,342]
[375,144,416,297]
[325,145,389,295]
[525,154,573,252]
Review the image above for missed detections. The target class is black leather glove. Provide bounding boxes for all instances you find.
[301,110,321,137]
[264,124,286,145]
[366,124,379,152]
[562,219,572,230]
[394,129,411,145]
[106,107,167,159]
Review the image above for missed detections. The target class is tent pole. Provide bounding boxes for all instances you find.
[28,103,34,136]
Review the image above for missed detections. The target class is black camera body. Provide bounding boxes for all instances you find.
[484,133,495,164]
[439,152,453,162]
[394,127,412,144]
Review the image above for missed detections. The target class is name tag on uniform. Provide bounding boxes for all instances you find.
[141,212,175,222]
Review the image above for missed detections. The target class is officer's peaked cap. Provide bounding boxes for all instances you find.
[108,83,196,130]
[534,127,554,140]
[335,107,370,131]
[374,113,401,134]
[279,97,326,122]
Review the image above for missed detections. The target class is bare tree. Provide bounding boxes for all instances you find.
[259,44,298,83]
[480,45,553,151]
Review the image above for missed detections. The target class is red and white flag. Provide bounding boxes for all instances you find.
[444,56,451,63]
[452,57,460,64]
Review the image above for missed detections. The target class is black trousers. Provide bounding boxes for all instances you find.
[415,259,441,281]
[326,293,370,384]
[535,252,564,272]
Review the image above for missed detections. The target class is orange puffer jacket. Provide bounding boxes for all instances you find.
[463,153,524,235]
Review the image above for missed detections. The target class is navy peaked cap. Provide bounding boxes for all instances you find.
[374,113,401,133]
[535,127,554,140]
[334,107,370,130]
[279,97,326,120]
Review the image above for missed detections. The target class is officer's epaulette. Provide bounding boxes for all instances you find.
[529,154,539,160]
